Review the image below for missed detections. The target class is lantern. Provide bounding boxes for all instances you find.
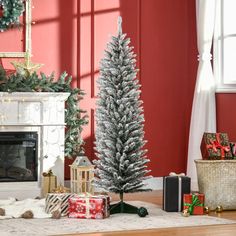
[70,154,94,194]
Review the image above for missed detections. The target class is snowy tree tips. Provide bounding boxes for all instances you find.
[118,16,122,35]
[94,16,151,195]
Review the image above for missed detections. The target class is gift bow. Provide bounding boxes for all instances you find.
[169,172,185,177]
[184,194,203,215]
[206,133,230,159]
[52,184,70,193]
[78,193,93,197]
[42,169,54,177]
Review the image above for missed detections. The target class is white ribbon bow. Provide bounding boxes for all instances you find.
[169,172,185,177]
[197,52,212,61]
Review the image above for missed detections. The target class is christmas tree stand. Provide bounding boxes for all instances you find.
[110,193,148,217]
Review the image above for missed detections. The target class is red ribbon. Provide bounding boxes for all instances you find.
[206,133,230,160]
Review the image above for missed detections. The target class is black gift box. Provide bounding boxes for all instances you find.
[163,176,191,212]
[230,142,236,158]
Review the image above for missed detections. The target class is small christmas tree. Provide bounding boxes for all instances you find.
[94,17,151,217]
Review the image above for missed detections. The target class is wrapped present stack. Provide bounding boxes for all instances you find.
[45,189,110,219]
[162,172,205,216]
[43,153,111,220]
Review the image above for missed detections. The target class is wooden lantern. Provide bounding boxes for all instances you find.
[70,154,94,194]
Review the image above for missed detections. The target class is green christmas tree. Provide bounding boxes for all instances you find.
[94,17,151,217]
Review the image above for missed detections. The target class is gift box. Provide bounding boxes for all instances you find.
[230,142,236,158]
[201,132,233,160]
[68,195,110,219]
[42,170,57,197]
[163,174,191,212]
[183,193,204,215]
[45,192,75,216]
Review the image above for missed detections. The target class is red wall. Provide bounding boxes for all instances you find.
[216,94,236,141]
[140,0,197,176]
[0,0,198,178]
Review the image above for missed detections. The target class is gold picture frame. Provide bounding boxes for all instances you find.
[0,0,32,58]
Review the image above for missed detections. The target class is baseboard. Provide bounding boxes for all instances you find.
[143,177,163,190]
[142,177,199,191]
[65,177,163,191]
[0,177,198,200]
[0,188,41,200]
[66,177,199,192]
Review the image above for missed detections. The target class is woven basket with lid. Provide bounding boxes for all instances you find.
[195,159,236,210]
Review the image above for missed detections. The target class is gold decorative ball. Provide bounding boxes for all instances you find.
[215,205,223,213]
[182,209,190,217]
[0,208,5,216]
[52,210,61,219]
[21,210,34,219]
[204,206,210,214]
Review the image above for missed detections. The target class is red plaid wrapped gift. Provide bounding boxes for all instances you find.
[68,194,110,219]
[201,132,232,160]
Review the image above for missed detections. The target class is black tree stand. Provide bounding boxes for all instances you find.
[110,192,149,217]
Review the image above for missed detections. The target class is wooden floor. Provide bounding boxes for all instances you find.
[62,191,236,236]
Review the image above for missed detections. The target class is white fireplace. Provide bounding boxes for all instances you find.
[0,92,70,199]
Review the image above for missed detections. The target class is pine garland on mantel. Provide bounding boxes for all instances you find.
[0,66,88,158]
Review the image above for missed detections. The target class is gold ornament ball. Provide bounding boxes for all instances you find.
[204,206,210,214]
[0,208,5,216]
[215,206,223,213]
[182,209,190,217]
[52,210,61,219]
[21,210,34,219]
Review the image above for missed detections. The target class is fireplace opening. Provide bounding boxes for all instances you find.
[0,132,38,182]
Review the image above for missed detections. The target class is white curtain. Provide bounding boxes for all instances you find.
[187,0,216,187]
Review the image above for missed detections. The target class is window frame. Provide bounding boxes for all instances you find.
[214,0,236,93]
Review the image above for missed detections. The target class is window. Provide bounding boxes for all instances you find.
[214,0,236,92]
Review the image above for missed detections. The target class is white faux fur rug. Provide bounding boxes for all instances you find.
[0,198,51,219]
[0,201,235,236]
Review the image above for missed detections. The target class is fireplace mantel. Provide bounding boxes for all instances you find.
[0,92,70,199]
[0,92,69,100]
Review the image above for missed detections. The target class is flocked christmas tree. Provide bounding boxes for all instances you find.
[94,17,151,217]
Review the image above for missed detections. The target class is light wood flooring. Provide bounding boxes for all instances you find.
[61,191,236,236]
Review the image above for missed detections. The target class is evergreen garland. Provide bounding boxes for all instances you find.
[0,0,25,32]
[0,66,88,158]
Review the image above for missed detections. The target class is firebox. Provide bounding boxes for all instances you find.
[0,132,38,182]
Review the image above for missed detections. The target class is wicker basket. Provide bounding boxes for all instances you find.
[195,159,236,210]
